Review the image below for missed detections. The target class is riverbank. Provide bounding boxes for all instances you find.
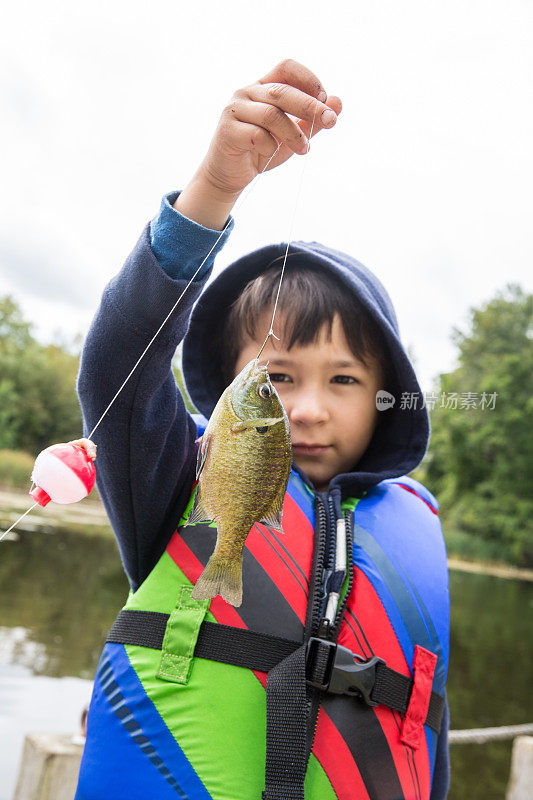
[447,557,533,582]
[2,486,532,581]
[0,486,111,539]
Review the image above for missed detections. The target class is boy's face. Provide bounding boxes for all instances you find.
[234,314,384,491]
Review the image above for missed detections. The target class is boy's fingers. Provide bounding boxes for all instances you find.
[298,95,343,141]
[227,119,280,158]
[226,98,308,155]
[68,438,97,460]
[240,83,338,131]
[258,59,326,104]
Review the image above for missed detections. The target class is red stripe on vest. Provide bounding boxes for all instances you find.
[255,523,309,592]
[341,567,432,799]
[312,709,370,800]
[340,568,408,674]
[401,646,437,751]
[397,484,439,515]
[279,494,315,576]
[246,526,308,625]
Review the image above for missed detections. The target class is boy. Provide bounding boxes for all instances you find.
[75,60,450,800]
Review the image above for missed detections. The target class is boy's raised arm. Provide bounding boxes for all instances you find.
[76,207,232,591]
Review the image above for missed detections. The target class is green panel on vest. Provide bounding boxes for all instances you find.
[157,586,209,684]
[126,551,188,613]
[341,495,362,514]
[306,754,338,799]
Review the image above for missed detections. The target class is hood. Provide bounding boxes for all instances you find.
[182,240,429,497]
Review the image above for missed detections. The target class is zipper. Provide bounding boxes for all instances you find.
[326,495,336,573]
[320,494,338,632]
[309,493,329,637]
[310,492,349,640]
[306,492,351,757]
[304,492,331,759]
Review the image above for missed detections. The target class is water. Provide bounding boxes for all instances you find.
[447,569,533,799]
[0,527,128,798]
[0,527,531,800]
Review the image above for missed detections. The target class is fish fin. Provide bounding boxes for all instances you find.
[186,485,213,526]
[195,433,212,480]
[191,555,243,607]
[231,417,283,434]
[260,509,284,534]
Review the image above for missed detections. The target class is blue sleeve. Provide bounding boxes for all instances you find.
[430,693,450,799]
[76,197,232,591]
[150,190,234,280]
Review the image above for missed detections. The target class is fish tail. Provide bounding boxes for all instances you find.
[191,555,243,607]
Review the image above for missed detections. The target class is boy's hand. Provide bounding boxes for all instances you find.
[201,59,342,193]
[174,60,342,230]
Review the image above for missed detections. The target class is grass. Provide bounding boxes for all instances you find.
[443,526,515,565]
[0,449,35,488]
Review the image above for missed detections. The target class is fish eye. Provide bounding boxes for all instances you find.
[258,383,272,399]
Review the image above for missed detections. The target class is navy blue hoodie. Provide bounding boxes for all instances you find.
[76,191,449,798]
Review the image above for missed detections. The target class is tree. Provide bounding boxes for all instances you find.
[0,295,83,454]
[421,285,533,566]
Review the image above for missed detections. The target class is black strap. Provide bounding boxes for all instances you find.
[108,610,167,649]
[107,610,298,670]
[106,609,444,733]
[262,645,311,800]
[373,657,444,733]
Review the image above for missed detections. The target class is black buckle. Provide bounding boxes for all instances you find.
[306,637,337,691]
[306,637,384,707]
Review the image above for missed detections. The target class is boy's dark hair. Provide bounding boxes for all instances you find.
[221,261,395,390]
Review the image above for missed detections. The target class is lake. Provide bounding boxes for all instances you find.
[0,526,531,800]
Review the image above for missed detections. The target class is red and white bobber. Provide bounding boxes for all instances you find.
[29,440,97,507]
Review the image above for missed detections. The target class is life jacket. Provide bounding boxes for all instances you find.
[75,468,449,800]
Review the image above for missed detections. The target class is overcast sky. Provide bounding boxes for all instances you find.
[1,0,531,391]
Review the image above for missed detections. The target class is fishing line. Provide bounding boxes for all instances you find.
[0,503,39,542]
[256,106,318,361]
[87,143,282,441]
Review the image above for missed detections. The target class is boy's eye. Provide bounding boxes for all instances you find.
[332,375,358,384]
[269,373,292,383]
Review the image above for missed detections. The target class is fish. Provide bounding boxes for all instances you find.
[189,358,292,607]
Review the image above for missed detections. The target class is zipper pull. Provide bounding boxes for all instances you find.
[321,566,333,600]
